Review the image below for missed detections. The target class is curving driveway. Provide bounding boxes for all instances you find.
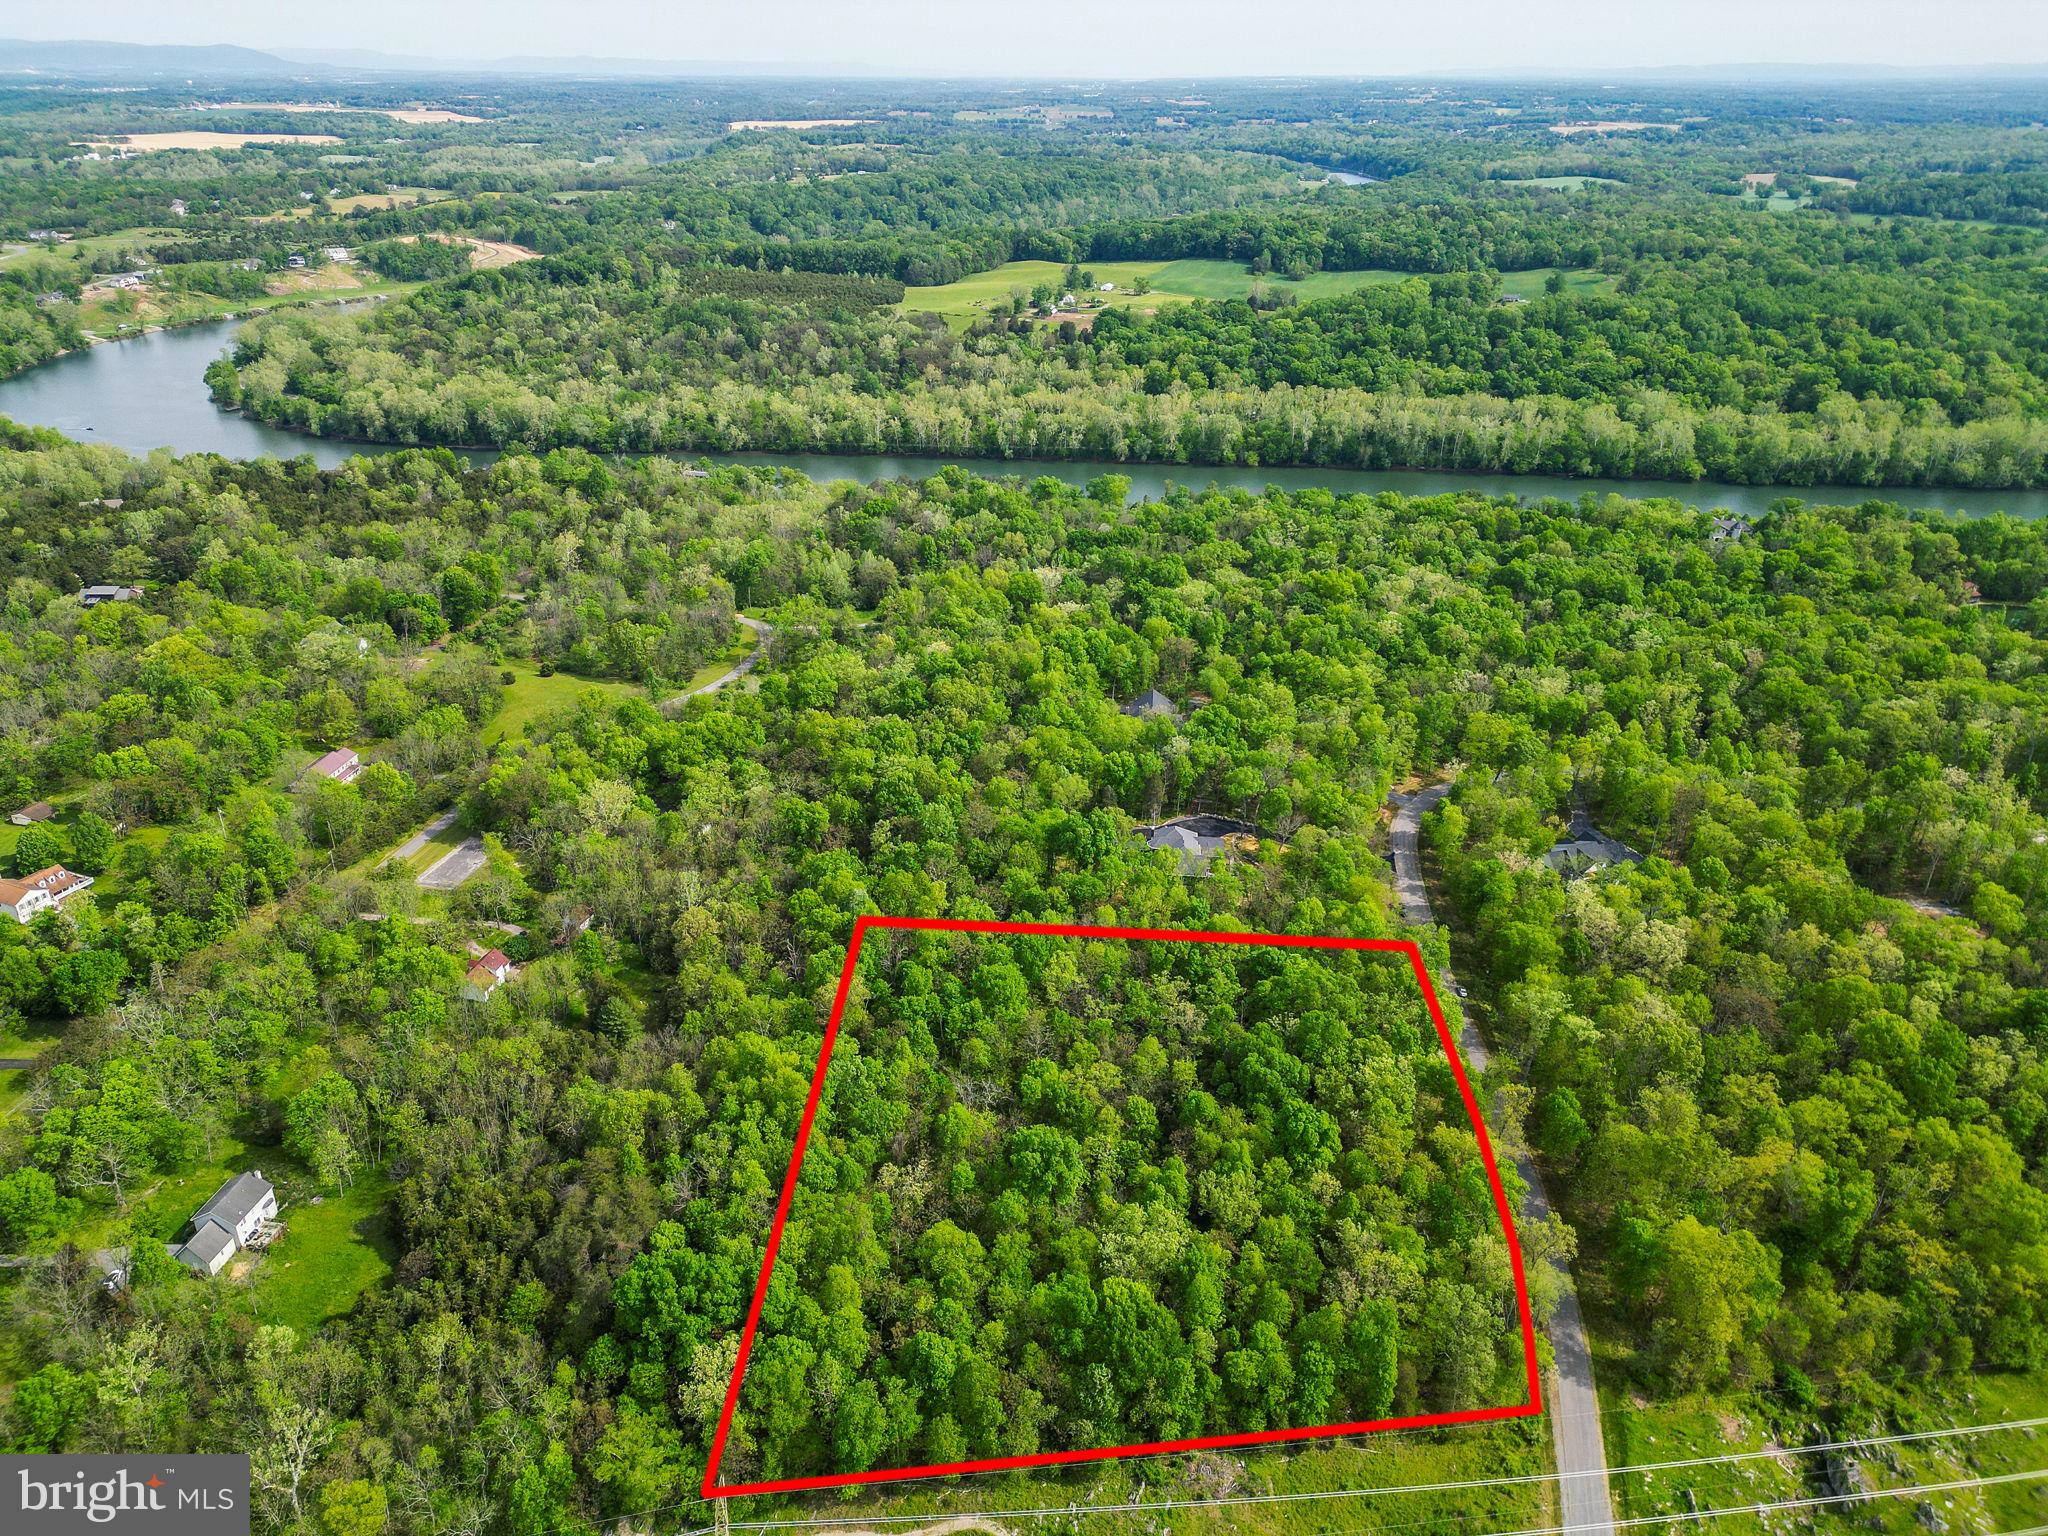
[669,615,769,705]
[1390,783,1615,1536]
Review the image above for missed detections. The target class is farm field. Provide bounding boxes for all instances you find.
[200,102,486,124]
[905,258,1429,328]
[904,256,1614,327]
[80,131,345,153]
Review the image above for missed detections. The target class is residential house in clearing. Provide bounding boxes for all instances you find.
[1708,514,1754,542]
[462,948,513,1001]
[79,583,145,606]
[10,801,54,827]
[320,246,353,263]
[0,866,93,923]
[554,907,594,947]
[1137,813,1263,877]
[304,747,362,785]
[1544,810,1644,882]
[170,1171,278,1277]
[1119,688,1182,722]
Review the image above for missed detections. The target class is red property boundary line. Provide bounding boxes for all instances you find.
[702,916,1543,1500]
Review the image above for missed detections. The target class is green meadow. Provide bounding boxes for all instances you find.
[904,256,1614,329]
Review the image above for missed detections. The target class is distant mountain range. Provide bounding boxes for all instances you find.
[5,39,314,78]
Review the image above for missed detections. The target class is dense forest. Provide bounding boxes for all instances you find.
[704,927,1521,1486]
[0,419,2038,1528]
[216,216,2048,486]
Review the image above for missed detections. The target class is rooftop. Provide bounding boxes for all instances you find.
[191,1170,275,1235]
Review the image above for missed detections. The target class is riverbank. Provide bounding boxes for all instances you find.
[5,314,2048,519]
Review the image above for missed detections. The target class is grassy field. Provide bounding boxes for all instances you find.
[905,257,1612,329]
[254,1175,397,1335]
[728,1419,1554,1536]
[61,1132,264,1256]
[485,660,648,744]
[77,271,418,339]
[0,226,189,273]
[1499,266,1616,299]
[1604,1372,2048,1534]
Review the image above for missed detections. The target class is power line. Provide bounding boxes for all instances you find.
[1488,1466,2048,1536]
[694,1414,2048,1535]
[683,1463,2048,1536]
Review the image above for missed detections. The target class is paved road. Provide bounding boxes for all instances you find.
[389,806,459,864]
[1390,783,1615,1536]
[669,615,769,706]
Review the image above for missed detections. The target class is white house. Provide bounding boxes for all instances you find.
[462,947,513,1000]
[0,866,93,924]
[170,1172,278,1276]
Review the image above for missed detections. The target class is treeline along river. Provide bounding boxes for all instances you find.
[4,317,2047,519]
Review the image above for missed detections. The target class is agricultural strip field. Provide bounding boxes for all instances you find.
[903,258,1613,328]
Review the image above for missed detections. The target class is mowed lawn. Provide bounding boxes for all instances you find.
[905,257,1611,328]
[255,1175,397,1335]
[484,661,647,744]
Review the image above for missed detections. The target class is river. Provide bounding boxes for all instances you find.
[4,315,2047,519]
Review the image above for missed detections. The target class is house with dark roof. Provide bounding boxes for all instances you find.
[79,583,145,606]
[10,801,54,827]
[1119,688,1182,722]
[1708,515,1754,543]
[1137,813,1263,877]
[170,1171,278,1276]
[1544,811,1644,882]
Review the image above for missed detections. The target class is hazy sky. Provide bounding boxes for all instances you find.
[6,0,2046,76]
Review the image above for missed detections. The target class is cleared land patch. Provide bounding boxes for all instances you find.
[729,118,877,132]
[1500,175,1626,191]
[199,101,486,124]
[904,258,1611,330]
[395,232,541,269]
[80,131,344,153]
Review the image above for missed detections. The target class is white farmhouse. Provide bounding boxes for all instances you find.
[0,865,93,924]
[170,1172,279,1276]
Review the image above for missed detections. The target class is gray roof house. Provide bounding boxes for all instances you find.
[1708,514,1753,542]
[1138,813,1262,877]
[1543,812,1644,882]
[1120,689,1181,721]
[170,1171,278,1276]
[79,584,145,607]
